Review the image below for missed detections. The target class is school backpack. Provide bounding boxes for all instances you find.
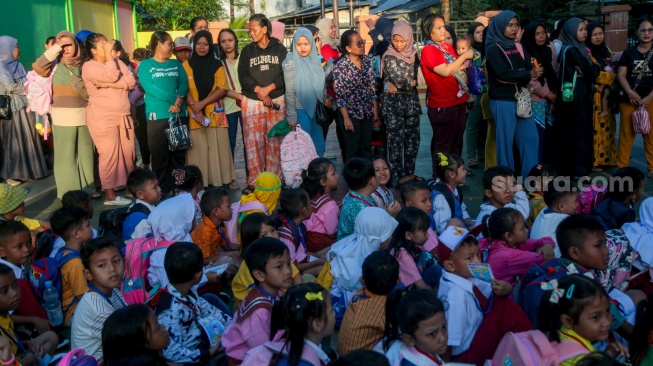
[28,248,81,308]
[24,65,56,117]
[280,125,318,188]
[33,229,59,260]
[57,348,98,366]
[576,182,605,215]
[427,180,464,230]
[225,201,269,244]
[518,258,594,328]
[98,203,151,241]
[122,234,175,305]
[489,330,588,366]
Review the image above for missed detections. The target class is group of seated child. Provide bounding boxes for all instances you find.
[0,150,651,366]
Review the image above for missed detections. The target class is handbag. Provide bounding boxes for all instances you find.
[560,47,578,102]
[164,114,192,151]
[316,100,335,128]
[469,63,487,95]
[63,65,89,101]
[0,95,11,120]
[633,106,650,134]
[224,62,241,108]
[496,44,533,118]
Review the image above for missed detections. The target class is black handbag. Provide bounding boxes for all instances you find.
[316,101,335,128]
[0,95,11,120]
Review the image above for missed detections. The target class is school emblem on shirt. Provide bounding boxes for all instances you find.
[503,356,514,366]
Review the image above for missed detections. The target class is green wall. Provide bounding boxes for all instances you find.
[1,0,67,70]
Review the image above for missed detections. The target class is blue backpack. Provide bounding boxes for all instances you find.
[518,258,593,328]
[28,248,81,309]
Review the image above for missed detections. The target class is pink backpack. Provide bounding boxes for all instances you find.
[225,201,269,244]
[280,125,318,188]
[57,348,97,366]
[576,182,605,215]
[490,330,588,366]
[121,234,174,305]
[24,64,56,116]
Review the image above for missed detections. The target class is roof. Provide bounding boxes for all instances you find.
[371,0,439,16]
[271,0,374,21]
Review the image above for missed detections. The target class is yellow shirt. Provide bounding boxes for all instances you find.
[0,313,20,356]
[60,255,88,324]
[182,62,229,130]
[232,262,300,301]
[0,215,41,231]
[558,326,594,366]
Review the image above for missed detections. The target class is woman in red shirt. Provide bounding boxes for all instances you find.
[317,18,340,63]
[420,14,474,179]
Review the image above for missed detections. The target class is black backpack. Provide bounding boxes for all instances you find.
[98,203,151,241]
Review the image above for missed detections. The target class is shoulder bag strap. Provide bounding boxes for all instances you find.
[560,47,578,91]
[496,44,519,95]
[224,61,237,90]
[635,48,653,89]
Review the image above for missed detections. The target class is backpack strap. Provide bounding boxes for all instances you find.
[148,288,174,314]
[431,182,462,217]
[239,201,269,215]
[56,248,82,311]
[128,202,151,216]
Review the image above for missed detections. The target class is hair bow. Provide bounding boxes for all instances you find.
[305,292,323,301]
[541,279,566,304]
[172,169,186,186]
[437,152,449,167]
[567,264,596,280]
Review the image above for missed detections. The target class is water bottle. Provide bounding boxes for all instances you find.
[43,281,63,326]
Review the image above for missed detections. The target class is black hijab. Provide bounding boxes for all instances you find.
[586,22,611,69]
[189,30,223,101]
[522,21,559,90]
[445,25,457,48]
[468,22,485,52]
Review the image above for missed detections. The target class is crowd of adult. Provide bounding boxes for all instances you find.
[1,11,653,203]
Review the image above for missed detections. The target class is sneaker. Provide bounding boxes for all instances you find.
[103,196,132,206]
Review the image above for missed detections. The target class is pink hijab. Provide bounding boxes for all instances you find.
[271,21,285,42]
[381,21,416,77]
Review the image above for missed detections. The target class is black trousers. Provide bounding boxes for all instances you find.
[133,104,150,165]
[147,117,187,191]
[337,113,373,163]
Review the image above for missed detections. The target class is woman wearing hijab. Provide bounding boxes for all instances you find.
[381,21,421,183]
[0,36,48,181]
[283,27,326,156]
[368,17,394,57]
[33,31,94,199]
[486,10,542,178]
[521,21,560,162]
[586,22,617,170]
[182,30,237,189]
[549,18,599,177]
[444,25,458,46]
[317,18,340,63]
[420,14,475,178]
[81,33,136,206]
[465,22,486,168]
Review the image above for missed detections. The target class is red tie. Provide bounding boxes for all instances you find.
[473,285,490,312]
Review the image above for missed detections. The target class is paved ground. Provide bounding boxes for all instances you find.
[18,107,652,226]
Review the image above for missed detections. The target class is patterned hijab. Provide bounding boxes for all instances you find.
[0,36,26,83]
[317,18,338,50]
[56,30,82,67]
[283,27,325,119]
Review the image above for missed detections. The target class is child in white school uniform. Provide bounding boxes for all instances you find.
[436,226,532,365]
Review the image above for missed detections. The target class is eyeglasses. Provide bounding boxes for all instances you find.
[352,40,365,48]
[640,28,653,34]
[507,23,520,29]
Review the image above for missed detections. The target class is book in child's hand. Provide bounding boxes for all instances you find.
[467,263,494,282]
[205,263,229,275]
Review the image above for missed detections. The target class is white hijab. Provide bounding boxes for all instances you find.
[147,193,196,243]
[623,198,653,266]
[328,207,398,292]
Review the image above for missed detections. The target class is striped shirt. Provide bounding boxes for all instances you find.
[71,289,126,361]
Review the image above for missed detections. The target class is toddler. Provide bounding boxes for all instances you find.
[455,35,472,98]
[301,158,340,256]
[481,207,556,286]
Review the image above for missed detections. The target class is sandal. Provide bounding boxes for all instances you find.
[227,180,239,190]
[90,191,102,199]
[241,185,255,195]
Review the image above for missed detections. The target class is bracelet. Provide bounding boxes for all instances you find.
[0,354,15,366]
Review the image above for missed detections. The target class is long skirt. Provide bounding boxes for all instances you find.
[187,127,236,186]
[0,108,48,180]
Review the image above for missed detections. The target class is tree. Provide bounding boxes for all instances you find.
[137,0,226,31]
[451,0,488,21]
[441,0,451,23]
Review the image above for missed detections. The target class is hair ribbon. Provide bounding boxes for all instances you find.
[305,292,323,301]
[437,152,448,167]
[541,279,565,304]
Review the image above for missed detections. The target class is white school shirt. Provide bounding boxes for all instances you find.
[475,191,530,236]
[0,259,24,280]
[530,209,569,258]
[129,199,157,240]
[431,186,472,234]
[147,248,208,290]
[437,270,492,356]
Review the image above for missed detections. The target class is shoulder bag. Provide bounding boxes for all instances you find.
[560,47,578,102]
[164,114,191,151]
[496,44,533,118]
[63,65,89,102]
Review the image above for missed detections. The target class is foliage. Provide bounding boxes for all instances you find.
[451,0,489,21]
[137,0,227,31]
[230,14,252,50]
[487,0,599,22]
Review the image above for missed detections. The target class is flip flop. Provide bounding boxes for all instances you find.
[241,185,255,195]
[227,181,239,190]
